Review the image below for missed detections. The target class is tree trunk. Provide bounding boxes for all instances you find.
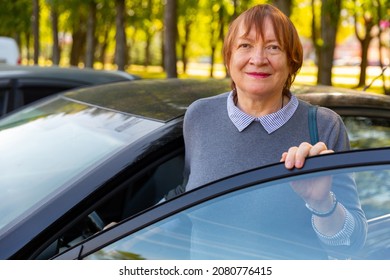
[210,45,216,78]
[181,20,191,73]
[51,7,60,65]
[311,0,322,78]
[317,0,341,85]
[115,0,127,71]
[164,0,178,78]
[161,31,165,69]
[375,0,390,95]
[32,0,40,65]
[354,10,374,88]
[70,29,86,66]
[25,33,31,64]
[272,0,292,17]
[358,35,371,87]
[85,1,97,68]
[145,35,152,67]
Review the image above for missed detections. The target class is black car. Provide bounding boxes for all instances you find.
[0,78,389,260]
[0,64,139,117]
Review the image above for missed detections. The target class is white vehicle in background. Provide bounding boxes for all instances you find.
[0,36,20,65]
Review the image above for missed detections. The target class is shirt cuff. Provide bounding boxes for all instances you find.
[311,204,355,246]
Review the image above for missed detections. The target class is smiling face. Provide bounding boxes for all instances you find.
[223,5,303,101]
[228,18,290,101]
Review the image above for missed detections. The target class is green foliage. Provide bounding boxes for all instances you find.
[0,0,387,93]
[0,0,32,37]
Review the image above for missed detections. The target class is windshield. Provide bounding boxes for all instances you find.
[0,96,163,232]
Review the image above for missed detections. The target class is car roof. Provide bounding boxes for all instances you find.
[0,64,139,85]
[63,78,390,122]
[64,78,233,122]
[294,85,390,111]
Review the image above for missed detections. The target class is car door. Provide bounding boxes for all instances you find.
[0,77,88,117]
[54,148,390,260]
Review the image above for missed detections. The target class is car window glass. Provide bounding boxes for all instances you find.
[354,168,390,219]
[342,116,390,148]
[0,79,21,115]
[83,164,390,260]
[0,89,7,115]
[35,153,185,260]
[20,86,68,105]
[0,97,163,234]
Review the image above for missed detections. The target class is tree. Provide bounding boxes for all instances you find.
[47,0,61,65]
[129,0,163,67]
[344,0,389,92]
[352,0,376,88]
[69,8,87,66]
[0,0,32,63]
[311,0,342,85]
[178,0,197,74]
[272,0,293,17]
[208,1,226,78]
[95,0,116,67]
[33,0,40,65]
[114,0,127,70]
[375,0,390,95]
[164,0,178,78]
[85,0,97,68]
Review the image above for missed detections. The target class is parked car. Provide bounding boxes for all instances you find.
[0,37,20,65]
[0,78,389,260]
[0,64,140,117]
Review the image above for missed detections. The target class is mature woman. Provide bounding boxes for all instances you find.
[181,4,367,258]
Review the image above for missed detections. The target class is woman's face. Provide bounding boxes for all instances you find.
[228,18,290,100]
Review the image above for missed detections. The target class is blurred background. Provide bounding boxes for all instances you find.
[0,0,389,94]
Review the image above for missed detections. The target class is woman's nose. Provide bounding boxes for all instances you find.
[249,48,268,65]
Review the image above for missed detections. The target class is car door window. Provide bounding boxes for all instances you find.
[35,152,185,260]
[81,162,390,260]
[20,85,76,105]
[342,116,390,149]
[0,88,8,115]
[0,79,21,115]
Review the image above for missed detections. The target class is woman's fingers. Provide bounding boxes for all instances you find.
[308,142,328,156]
[284,142,310,169]
[282,142,333,169]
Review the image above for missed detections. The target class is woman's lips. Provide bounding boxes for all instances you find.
[246,72,271,78]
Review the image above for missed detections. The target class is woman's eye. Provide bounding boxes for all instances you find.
[267,45,280,50]
[266,44,282,54]
[239,43,250,49]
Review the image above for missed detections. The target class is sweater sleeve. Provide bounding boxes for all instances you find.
[182,98,204,191]
[316,107,368,258]
[317,106,350,152]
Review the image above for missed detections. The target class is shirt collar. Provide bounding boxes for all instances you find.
[227,91,298,134]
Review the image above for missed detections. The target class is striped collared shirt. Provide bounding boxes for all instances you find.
[227,91,299,133]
